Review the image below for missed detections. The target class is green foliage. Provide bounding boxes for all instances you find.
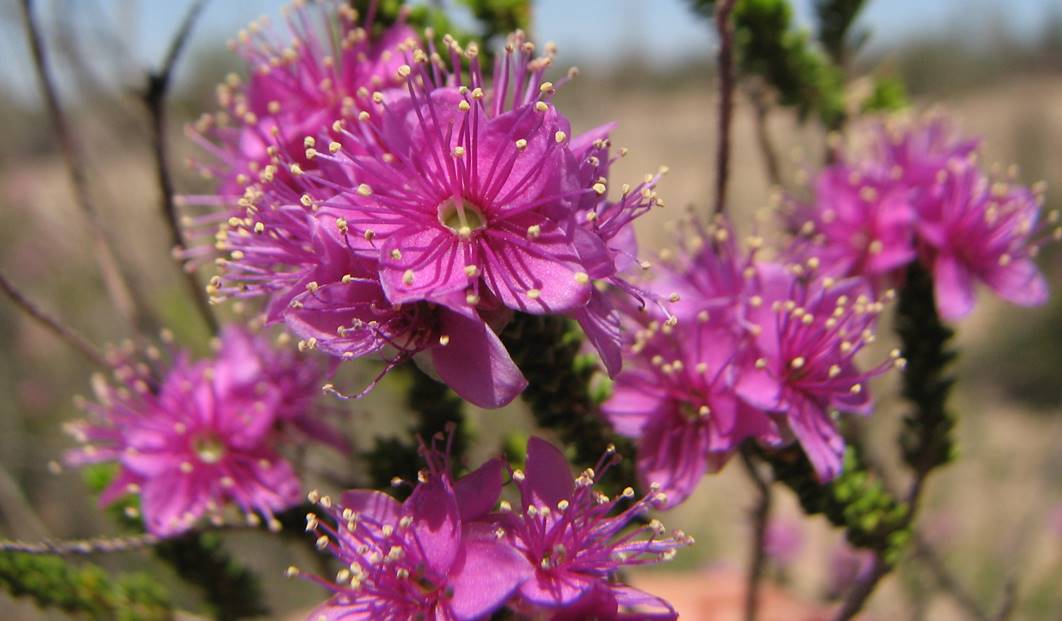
[814,0,868,66]
[501,314,636,494]
[366,364,466,494]
[764,444,910,564]
[687,0,847,128]
[0,552,172,621]
[458,0,531,41]
[153,532,266,620]
[896,263,957,474]
[862,74,909,113]
[83,466,267,620]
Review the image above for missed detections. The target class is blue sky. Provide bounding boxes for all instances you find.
[1,0,1057,101]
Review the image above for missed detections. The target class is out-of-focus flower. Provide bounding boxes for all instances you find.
[915,161,1050,320]
[603,305,781,507]
[299,442,530,621]
[785,164,916,291]
[499,437,690,619]
[186,1,416,196]
[787,115,1055,320]
[764,518,805,569]
[65,326,326,536]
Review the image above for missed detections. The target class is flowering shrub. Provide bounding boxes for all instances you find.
[2,1,1057,620]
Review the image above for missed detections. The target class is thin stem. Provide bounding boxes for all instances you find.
[19,0,152,332]
[740,448,772,621]
[834,555,890,621]
[0,271,108,369]
[141,0,217,334]
[0,534,160,556]
[913,534,991,621]
[748,82,782,187]
[712,0,737,216]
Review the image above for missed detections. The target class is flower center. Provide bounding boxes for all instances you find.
[438,198,486,240]
[192,434,226,464]
[679,402,711,422]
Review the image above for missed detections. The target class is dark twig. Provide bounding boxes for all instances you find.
[740,448,772,621]
[19,0,151,332]
[141,0,216,334]
[913,534,992,621]
[712,0,737,215]
[0,271,108,369]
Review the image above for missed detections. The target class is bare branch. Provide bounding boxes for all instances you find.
[0,270,108,369]
[19,0,152,332]
[0,533,161,556]
[712,0,737,216]
[740,448,772,621]
[140,0,217,334]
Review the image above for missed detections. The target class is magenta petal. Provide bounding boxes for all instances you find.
[786,396,845,482]
[518,569,596,608]
[447,535,532,621]
[304,598,374,621]
[735,363,783,411]
[455,457,504,522]
[339,490,401,526]
[572,290,623,377]
[611,584,679,620]
[379,228,468,305]
[933,253,976,320]
[408,476,462,577]
[635,414,711,508]
[523,437,575,510]
[430,308,527,408]
[984,258,1048,308]
[602,380,667,437]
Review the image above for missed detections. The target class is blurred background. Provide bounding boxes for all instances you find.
[1,0,1060,619]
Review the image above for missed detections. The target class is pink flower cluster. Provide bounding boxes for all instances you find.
[181,3,662,408]
[604,219,901,506]
[65,326,339,537]
[786,115,1055,320]
[299,436,690,620]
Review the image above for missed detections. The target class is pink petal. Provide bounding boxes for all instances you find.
[523,437,575,511]
[602,379,667,437]
[635,414,711,508]
[455,458,504,522]
[339,490,402,526]
[430,308,527,408]
[786,396,845,482]
[572,290,623,377]
[408,476,462,577]
[380,228,468,305]
[933,253,976,320]
[984,258,1048,308]
[518,569,596,608]
[447,535,532,621]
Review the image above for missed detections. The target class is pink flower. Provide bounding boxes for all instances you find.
[273,220,527,408]
[300,444,531,621]
[306,38,603,317]
[185,2,416,196]
[916,161,1050,320]
[602,220,779,504]
[498,437,690,619]
[736,263,897,481]
[785,164,916,290]
[603,313,781,507]
[65,326,321,536]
